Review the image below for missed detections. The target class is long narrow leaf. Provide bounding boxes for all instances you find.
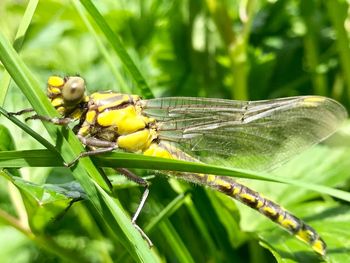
[0,0,39,106]
[78,0,154,98]
[1,148,350,204]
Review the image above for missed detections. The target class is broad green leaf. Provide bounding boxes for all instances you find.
[3,173,84,232]
[0,124,15,152]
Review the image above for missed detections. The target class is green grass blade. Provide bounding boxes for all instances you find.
[77,0,154,98]
[0,0,39,106]
[145,192,190,233]
[326,1,350,101]
[0,106,57,153]
[95,151,350,203]
[0,149,59,167]
[71,0,130,93]
[1,148,350,204]
[0,33,53,117]
[159,219,195,263]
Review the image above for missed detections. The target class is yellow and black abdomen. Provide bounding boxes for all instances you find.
[201,174,327,256]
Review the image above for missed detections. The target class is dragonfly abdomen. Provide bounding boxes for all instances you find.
[175,172,327,256]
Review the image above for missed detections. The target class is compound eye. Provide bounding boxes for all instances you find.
[62,76,86,105]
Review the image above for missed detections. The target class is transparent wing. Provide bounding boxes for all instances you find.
[142,96,347,171]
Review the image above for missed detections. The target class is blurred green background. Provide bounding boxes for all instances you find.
[1,0,350,262]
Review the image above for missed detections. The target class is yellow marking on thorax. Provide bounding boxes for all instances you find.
[143,143,174,159]
[97,105,149,134]
[90,92,123,101]
[117,129,155,152]
[90,92,135,112]
[86,110,96,124]
[79,126,89,136]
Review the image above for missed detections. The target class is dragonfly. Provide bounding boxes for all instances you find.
[12,75,347,257]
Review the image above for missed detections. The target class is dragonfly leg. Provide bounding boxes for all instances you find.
[65,146,116,167]
[64,136,118,167]
[78,136,117,148]
[116,168,153,247]
[116,168,149,188]
[25,114,73,125]
[133,223,153,247]
[8,108,74,125]
[8,108,34,115]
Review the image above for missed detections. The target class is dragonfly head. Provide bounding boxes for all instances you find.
[61,76,86,106]
[47,76,88,115]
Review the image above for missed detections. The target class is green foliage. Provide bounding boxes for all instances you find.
[0,0,350,262]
